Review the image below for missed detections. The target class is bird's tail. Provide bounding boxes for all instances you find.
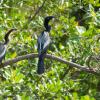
[37,54,45,74]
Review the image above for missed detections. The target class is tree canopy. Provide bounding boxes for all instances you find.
[0,0,100,99]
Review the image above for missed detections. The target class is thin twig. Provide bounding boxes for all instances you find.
[21,0,47,30]
[29,0,47,22]
[60,57,76,80]
[0,53,99,76]
[60,66,72,80]
[85,55,93,68]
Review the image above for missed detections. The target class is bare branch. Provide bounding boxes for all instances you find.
[29,0,47,22]
[0,53,99,76]
[21,0,47,30]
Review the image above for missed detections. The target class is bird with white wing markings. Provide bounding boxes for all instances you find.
[37,16,54,74]
[0,29,17,63]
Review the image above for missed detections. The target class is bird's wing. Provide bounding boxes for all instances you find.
[43,32,51,50]
[37,31,51,55]
[37,32,44,54]
[0,44,6,58]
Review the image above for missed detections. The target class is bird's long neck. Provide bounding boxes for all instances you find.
[44,21,51,32]
[4,29,15,45]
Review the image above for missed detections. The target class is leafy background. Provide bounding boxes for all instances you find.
[0,0,100,99]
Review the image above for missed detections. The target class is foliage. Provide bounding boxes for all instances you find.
[0,0,100,99]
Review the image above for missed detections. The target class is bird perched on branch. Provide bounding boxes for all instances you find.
[0,29,17,63]
[37,16,54,74]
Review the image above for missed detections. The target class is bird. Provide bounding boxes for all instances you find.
[37,16,54,74]
[0,28,17,63]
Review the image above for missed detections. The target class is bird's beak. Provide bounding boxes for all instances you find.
[52,16,55,22]
[12,29,18,34]
[53,16,55,18]
[13,28,17,31]
[52,16,55,19]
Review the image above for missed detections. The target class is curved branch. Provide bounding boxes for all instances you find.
[0,53,99,76]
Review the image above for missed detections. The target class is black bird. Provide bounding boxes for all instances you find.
[37,16,54,74]
[0,29,17,63]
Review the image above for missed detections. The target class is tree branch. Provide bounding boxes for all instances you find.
[0,53,99,76]
[21,0,47,30]
[29,0,47,22]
